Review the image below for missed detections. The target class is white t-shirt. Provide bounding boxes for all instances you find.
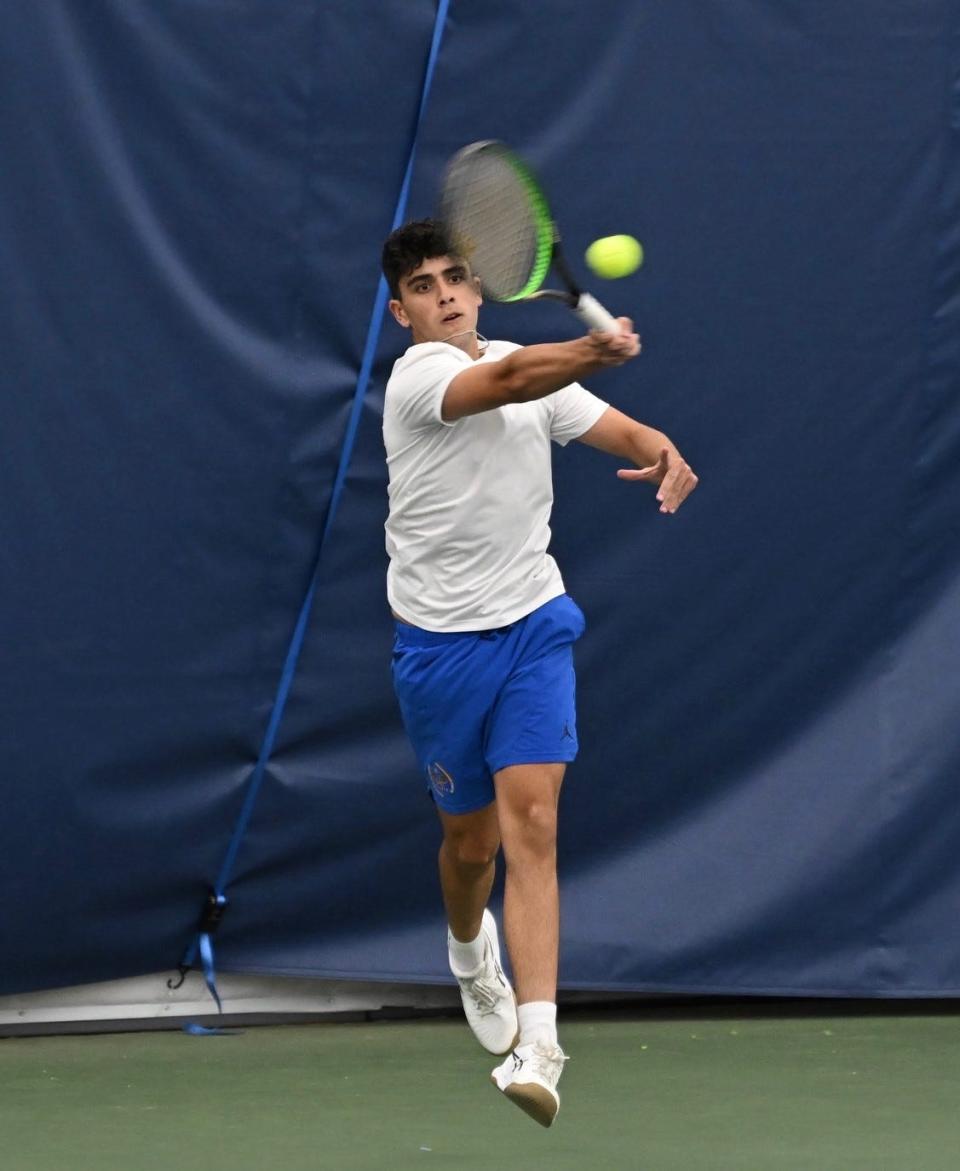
[383,339,608,632]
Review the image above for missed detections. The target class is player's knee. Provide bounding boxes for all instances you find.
[506,800,557,856]
[444,831,499,870]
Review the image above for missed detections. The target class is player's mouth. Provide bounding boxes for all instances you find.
[442,312,462,324]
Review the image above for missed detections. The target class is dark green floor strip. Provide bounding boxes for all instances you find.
[2,1008,958,1170]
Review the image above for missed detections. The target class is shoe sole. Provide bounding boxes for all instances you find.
[491,1075,559,1128]
[494,1010,520,1056]
[473,1005,519,1055]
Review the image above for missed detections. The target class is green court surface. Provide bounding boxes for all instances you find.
[2,1004,958,1170]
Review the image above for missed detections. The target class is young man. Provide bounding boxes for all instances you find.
[381,219,697,1127]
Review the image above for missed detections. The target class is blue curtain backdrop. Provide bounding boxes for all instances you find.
[1,0,958,996]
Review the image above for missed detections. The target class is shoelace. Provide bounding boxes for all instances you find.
[522,1045,569,1087]
[463,970,504,1014]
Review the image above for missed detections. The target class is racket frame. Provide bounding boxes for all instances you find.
[440,141,622,334]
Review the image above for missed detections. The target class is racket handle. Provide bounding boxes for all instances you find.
[574,293,622,334]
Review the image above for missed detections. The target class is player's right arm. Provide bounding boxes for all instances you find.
[441,323,640,422]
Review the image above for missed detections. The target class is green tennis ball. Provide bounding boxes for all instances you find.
[585,234,644,279]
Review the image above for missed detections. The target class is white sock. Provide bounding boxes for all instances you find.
[448,924,485,974]
[518,1001,558,1049]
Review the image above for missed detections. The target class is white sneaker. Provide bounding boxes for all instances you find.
[491,1042,569,1128]
[448,909,518,1055]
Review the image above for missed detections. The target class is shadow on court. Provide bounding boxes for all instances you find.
[2,1001,959,1170]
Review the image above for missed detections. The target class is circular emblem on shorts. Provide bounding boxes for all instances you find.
[428,761,455,797]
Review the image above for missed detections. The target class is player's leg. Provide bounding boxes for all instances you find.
[392,619,519,1054]
[436,801,499,945]
[492,762,565,1008]
[436,800,518,1054]
[482,596,586,1126]
[489,761,568,1127]
[483,596,584,1022]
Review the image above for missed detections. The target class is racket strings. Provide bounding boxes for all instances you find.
[441,148,548,301]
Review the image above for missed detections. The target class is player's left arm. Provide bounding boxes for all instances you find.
[576,406,698,515]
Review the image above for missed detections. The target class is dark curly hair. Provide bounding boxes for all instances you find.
[381,218,460,299]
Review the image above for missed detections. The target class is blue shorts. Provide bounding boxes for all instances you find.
[391,593,586,814]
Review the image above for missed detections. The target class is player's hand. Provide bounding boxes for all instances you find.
[588,317,641,366]
[617,447,698,514]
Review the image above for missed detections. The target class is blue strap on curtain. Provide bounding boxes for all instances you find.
[170,0,452,1010]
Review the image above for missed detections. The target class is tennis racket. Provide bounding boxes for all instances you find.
[439,140,623,335]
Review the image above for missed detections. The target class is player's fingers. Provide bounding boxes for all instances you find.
[616,465,659,480]
[608,332,640,360]
[589,332,619,362]
[657,464,699,513]
[655,468,677,508]
[596,326,638,348]
[662,464,691,500]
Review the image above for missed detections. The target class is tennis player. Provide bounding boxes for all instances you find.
[381,219,697,1127]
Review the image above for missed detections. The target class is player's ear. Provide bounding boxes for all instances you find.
[388,298,410,328]
[473,275,483,304]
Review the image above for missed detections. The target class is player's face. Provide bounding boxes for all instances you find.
[389,256,482,345]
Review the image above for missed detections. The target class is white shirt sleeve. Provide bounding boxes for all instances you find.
[548,382,609,446]
[386,343,468,432]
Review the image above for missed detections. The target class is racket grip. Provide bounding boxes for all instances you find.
[574,293,622,334]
